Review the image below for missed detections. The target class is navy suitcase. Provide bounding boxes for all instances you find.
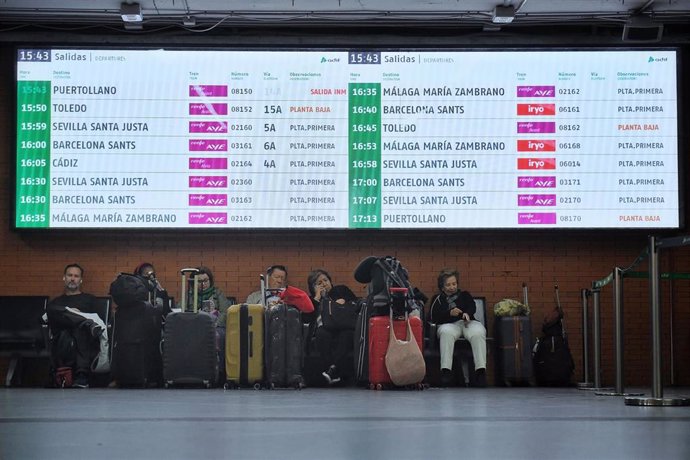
[494,315,533,386]
[163,312,217,388]
[264,304,305,388]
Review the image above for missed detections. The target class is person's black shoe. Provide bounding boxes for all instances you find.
[322,365,341,385]
[473,368,487,388]
[73,373,90,389]
[440,368,455,387]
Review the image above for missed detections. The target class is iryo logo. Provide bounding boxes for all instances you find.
[517,104,556,116]
[517,158,556,170]
[517,176,556,188]
[517,140,556,152]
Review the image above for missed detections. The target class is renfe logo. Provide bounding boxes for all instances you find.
[516,86,556,97]
[189,194,228,206]
[189,85,228,97]
[517,140,556,152]
[516,104,556,116]
[189,121,228,134]
[517,122,556,134]
[517,158,556,170]
[518,194,557,206]
[188,139,228,151]
[517,176,556,188]
[189,103,228,115]
[188,158,228,170]
[188,176,228,188]
[189,212,228,224]
[518,212,557,225]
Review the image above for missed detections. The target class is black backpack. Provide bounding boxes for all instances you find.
[532,286,575,386]
[354,256,425,316]
[109,273,150,308]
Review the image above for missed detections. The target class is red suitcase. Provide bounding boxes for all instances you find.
[368,314,423,389]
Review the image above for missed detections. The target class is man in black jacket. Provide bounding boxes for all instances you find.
[428,269,487,387]
[46,263,102,388]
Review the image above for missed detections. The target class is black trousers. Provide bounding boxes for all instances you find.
[313,327,353,376]
[48,306,98,375]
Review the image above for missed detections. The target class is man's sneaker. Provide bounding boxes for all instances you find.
[322,365,341,385]
[440,368,455,387]
[73,374,89,389]
[473,368,487,388]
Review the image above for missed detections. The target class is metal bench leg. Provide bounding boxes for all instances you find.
[5,355,19,387]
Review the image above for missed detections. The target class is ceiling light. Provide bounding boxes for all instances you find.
[120,2,143,23]
[492,5,515,24]
[183,15,196,27]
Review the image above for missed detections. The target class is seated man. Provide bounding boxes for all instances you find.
[428,269,487,387]
[246,265,288,307]
[46,263,103,388]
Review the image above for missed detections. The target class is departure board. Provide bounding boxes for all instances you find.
[14,48,680,229]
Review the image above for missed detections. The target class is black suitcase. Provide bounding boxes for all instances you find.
[264,304,305,388]
[111,301,163,387]
[163,311,217,388]
[494,315,533,386]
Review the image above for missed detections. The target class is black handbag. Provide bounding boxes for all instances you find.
[320,298,360,330]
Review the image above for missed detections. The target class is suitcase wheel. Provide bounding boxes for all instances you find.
[253,382,262,390]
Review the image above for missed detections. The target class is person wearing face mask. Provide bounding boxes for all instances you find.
[429,269,487,387]
[307,269,358,385]
[134,262,170,314]
[46,263,102,388]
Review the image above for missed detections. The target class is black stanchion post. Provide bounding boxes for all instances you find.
[625,235,690,406]
[596,267,642,397]
[577,288,594,389]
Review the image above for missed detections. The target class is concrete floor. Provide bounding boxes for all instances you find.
[1,386,690,460]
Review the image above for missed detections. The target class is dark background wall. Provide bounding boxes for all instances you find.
[1,31,688,387]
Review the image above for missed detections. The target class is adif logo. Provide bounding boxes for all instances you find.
[320,57,341,63]
[648,56,668,63]
[516,86,555,97]
[517,176,556,188]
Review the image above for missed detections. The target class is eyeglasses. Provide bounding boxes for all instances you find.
[198,278,211,285]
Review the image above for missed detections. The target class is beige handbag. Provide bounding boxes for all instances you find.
[384,310,426,386]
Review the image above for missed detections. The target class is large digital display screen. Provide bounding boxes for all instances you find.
[14,47,681,229]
